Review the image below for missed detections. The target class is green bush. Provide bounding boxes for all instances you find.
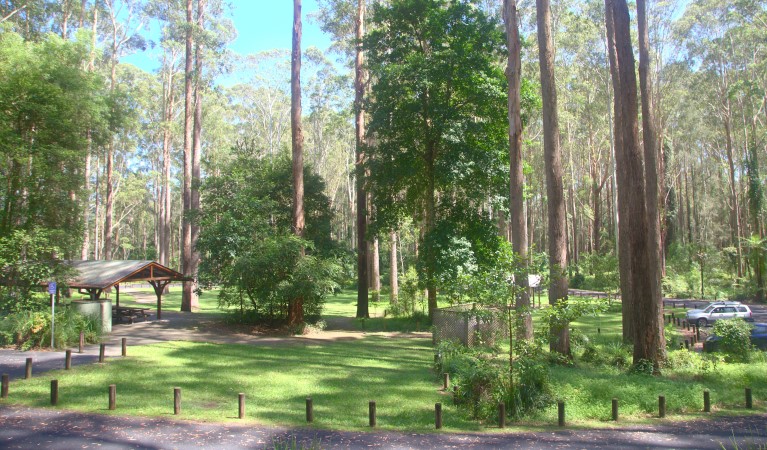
[0,306,102,350]
[711,319,754,362]
[435,340,552,422]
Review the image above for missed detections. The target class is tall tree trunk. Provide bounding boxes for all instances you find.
[637,0,666,363]
[504,0,531,341]
[605,0,633,343]
[610,0,662,369]
[390,231,399,305]
[104,58,117,261]
[160,58,176,268]
[181,0,195,311]
[288,0,305,325]
[536,0,569,356]
[187,0,205,311]
[371,237,380,302]
[724,105,743,278]
[355,0,369,319]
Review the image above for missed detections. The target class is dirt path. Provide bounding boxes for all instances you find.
[1,404,765,449]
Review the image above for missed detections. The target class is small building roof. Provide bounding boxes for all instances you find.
[65,260,187,290]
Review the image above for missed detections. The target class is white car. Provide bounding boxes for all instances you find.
[685,301,753,327]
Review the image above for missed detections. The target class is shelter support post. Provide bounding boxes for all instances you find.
[149,280,171,320]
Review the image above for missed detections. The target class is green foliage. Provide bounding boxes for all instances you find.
[0,307,102,350]
[580,341,632,369]
[435,340,552,421]
[711,319,754,362]
[0,228,74,314]
[388,267,426,317]
[198,152,344,325]
[365,0,526,299]
[0,31,109,250]
[216,236,341,324]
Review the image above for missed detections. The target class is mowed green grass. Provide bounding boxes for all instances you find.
[3,337,478,431]
[8,292,764,430]
[109,286,224,315]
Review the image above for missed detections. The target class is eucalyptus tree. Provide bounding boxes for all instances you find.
[535,0,569,355]
[289,0,306,324]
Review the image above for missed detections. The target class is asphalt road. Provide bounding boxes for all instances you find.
[1,405,766,449]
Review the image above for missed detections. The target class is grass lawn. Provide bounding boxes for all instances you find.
[6,291,763,431]
[108,286,224,315]
[2,337,480,431]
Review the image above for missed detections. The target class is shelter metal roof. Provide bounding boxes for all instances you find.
[65,260,187,290]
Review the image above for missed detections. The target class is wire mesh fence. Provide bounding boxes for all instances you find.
[432,303,507,347]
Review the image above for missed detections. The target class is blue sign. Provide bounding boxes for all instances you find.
[48,282,57,295]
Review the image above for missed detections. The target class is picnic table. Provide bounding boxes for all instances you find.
[112,306,152,324]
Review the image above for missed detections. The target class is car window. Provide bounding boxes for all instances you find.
[737,307,748,312]
[754,326,767,334]
[712,308,724,313]
[723,307,737,313]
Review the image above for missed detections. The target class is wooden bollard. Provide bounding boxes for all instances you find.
[746,388,753,409]
[658,395,666,418]
[50,379,58,406]
[612,398,618,421]
[25,358,32,379]
[443,373,449,390]
[173,387,181,415]
[121,338,127,357]
[597,327,601,334]
[671,312,675,320]
[99,344,106,363]
[435,402,442,429]
[79,331,84,353]
[306,397,313,422]
[369,401,376,427]
[1,374,8,398]
[416,321,420,332]
[498,402,506,428]
[703,390,710,413]
[108,384,116,410]
[453,385,458,405]
[557,400,565,426]
[238,393,245,419]
[696,324,701,340]
[684,340,690,350]
[65,350,72,370]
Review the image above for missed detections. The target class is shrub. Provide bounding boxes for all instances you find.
[0,306,102,350]
[711,319,753,362]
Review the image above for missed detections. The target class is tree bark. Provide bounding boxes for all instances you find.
[604,0,633,343]
[371,237,380,302]
[390,231,399,305]
[536,0,569,356]
[187,0,205,310]
[289,0,305,325]
[637,0,666,364]
[355,0,369,319]
[610,0,662,369]
[504,0,532,341]
[181,0,194,311]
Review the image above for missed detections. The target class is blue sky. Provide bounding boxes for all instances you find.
[122,0,334,82]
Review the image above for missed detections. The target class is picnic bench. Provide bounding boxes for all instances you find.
[112,306,152,324]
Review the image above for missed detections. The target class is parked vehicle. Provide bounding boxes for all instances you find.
[703,323,767,352]
[685,301,753,327]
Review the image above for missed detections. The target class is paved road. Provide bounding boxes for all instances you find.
[1,405,766,449]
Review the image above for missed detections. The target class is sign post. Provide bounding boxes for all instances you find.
[48,282,57,348]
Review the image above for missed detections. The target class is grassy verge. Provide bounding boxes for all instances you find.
[1,337,479,431]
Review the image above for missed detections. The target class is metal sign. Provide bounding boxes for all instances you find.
[48,282,57,295]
